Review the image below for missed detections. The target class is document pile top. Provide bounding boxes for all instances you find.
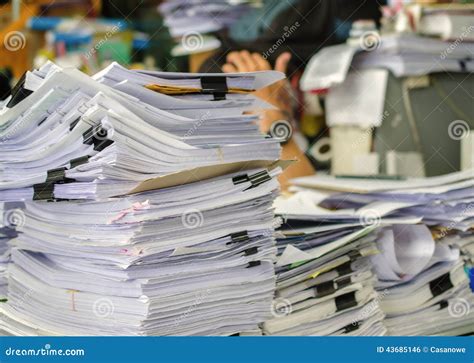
[301,33,474,91]
[267,169,474,336]
[0,61,282,201]
[0,62,284,336]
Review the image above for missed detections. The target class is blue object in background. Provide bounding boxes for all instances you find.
[52,32,92,46]
[27,17,62,31]
[28,17,128,32]
[133,36,150,51]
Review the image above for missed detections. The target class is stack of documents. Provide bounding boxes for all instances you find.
[370,224,473,336]
[3,168,281,335]
[301,33,474,91]
[293,169,474,232]
[262,193,390,336]
[289,169,474,335]
[0,62,284,335]
[93,62,276,119]
[0,61,283,201]
[159,0,256,37]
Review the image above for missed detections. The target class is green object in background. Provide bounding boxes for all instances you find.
[98,39,131,65]
[132,8,180,71]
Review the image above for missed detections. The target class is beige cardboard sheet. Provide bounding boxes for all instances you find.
[126,159,293,195]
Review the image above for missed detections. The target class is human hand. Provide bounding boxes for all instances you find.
[223,51,315,186]
[222,51,292,113]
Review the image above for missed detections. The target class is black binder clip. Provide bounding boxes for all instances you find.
[83,126,114,151]
[211,92,226,101]
[201,76,228,101]
[344,322,360,333]
[315,280,336,297]
[244,247,258,256]
[246,261,261,268]
[201,76,228,92]
[335,261,353,276]
[70,155,90,169]
[232,170,271,189]
[429,273,453,297]
[46,167,75,184]
[33,182,55,201]
[335,291,358,312]
[249,170,271,188]
[6,72,33,108]
[336,276,352,288]
[228,231,249,245]
[232,174,250,186]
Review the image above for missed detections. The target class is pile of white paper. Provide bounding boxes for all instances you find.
[3,169,281,335]
[301,33,474,91]
[0,62,284,336]
[261,192,390,336]
[159,0,256,37]
[0,61,283,201]
[287,169,474,336]
[369,224,473,336]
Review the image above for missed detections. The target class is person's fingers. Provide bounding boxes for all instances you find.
[275,52,292,74]
[239,50,258,71]
[251,53,272,71]
[222,63,238,73]
[226,51,249,72]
